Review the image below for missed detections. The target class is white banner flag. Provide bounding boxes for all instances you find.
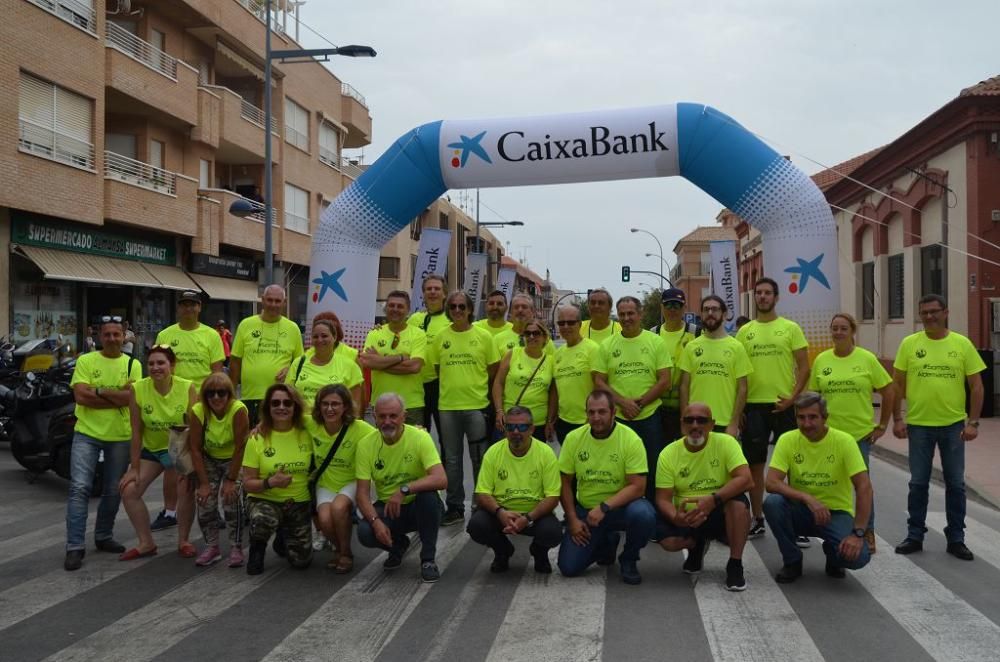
[410,228,451,311]
[709,240,740,333]
[463,252,489,306]
[496,267,517,305]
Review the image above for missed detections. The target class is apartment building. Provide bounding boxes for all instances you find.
[669,225,737,309]
[1,0,370,351]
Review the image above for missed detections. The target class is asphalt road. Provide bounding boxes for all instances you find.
[2,440,1000,662]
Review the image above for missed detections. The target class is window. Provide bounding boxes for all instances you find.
[887,254,904,319]
[25,0,96,33]
[410,254,418,285]
[700,251,712,276]
[149,28,165,54]
[439,211,449,230]
[409,218,422,241]
[861,261,874,320]
[284,183,309,234]
[379,257,400,279]
[149,140,164,169]
[318,122,339,167]
[921,244,946,298]
[284,98,309,151]
[18,72,94,169]
[106,133,136,159]
[199,159,211,188]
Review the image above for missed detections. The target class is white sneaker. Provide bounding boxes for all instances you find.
[312,530,328,552]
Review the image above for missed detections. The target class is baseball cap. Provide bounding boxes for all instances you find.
[661,288,686,304]
[178,290,202,304]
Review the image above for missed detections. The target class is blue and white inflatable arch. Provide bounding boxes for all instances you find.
[308,103,838,349]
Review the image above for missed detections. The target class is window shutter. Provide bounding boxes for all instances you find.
[19,73,54,127]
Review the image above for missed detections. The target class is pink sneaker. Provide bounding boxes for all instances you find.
[195,545,222,567]
[227,546,245,568]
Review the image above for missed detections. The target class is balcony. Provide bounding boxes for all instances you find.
[104,151,197,235]
[340,82,372,148]
[202,85,279,163]
[105,23,199,126]
[202,187,272,253]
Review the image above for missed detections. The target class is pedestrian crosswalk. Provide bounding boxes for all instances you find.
[3,505,1000,662]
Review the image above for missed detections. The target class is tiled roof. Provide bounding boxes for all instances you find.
[959,75,1000,97]
[676,226,737,244]
[810,146,884,192]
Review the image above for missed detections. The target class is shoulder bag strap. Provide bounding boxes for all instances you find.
[312,423,350,484]
[513,354,547,406]
[293,355,307,382]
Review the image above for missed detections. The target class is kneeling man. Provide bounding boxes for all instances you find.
[764,391,872,583]
[467,405,562,574]
[655,403,752,591]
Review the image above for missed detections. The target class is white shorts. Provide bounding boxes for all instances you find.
[316,481,357,506]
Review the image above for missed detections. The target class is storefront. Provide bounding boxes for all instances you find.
[187,252,258,330]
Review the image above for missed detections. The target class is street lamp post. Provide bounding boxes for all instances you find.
[645,252,672,279]
[631,227,665,324]
[229,0,375,287]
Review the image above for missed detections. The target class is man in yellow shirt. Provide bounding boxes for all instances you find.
[557,390,656,585]
[892,294,985,561]
[654,403,752,591]
[468,406,561,574]
[360,290,426,423]
[580,288,620,345]
[764,392,872,583]
[736,277,810,538]
[474,290,513,336]
[552,305,600,443]
[64,315,143,571]
[408,274,449,436]
[656,288,696,444]
[356,393,448,583]
[230,285,304,424]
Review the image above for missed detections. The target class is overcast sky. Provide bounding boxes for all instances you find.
[301,0,999,302]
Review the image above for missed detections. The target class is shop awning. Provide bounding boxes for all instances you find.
[16,246,160,288]
[188,273,260,303]
[142,263,200,291]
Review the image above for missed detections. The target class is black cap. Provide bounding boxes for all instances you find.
[178,290,202,304]
[661,288,686,304]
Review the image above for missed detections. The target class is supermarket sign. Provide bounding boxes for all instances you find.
[12,212,175,265]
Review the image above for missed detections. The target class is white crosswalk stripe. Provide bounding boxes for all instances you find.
[926,511,1000,569]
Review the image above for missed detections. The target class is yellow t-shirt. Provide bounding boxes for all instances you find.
[288,354,363,412]
[553,338,600,424]
[242,427,313,503]
[154,323,225,390]
[306,418,375,493]
[580,319,620,345]
[656,432,747,507]
[475,439,560,512]
[593,330,672,421]
[494,329,556,359]
[893,331,986,426]
[474,319,513,337]
[809,347,892,441]
[355,425,442,503]
[70,351,144,442]
[133,376,193,453]
[425,325,499,410]
[408,310,450,382]
[231,315,304,400]
[736,317,808,404]
[557,422,647,509]
[363,325,427,410]
[502,347,555,424]
[678,335,753,426]
[659,325,696,408]
[770,427,868,515]
[192,400,248,460]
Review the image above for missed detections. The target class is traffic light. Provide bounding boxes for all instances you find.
[621,265,630,282]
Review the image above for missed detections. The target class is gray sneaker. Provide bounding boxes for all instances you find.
[421,561,440,583]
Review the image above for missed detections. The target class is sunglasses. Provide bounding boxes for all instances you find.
[152,343,172,350]
[391,334,400,350]
[556,320,579,327]
[522,330,544,338]
[682,416,711,425]
[100,315,124,323]
[270,399,294,408]
[448,303,467,311]
[205,389,230,399]
[663,301,684,309]
[505,422,532,432]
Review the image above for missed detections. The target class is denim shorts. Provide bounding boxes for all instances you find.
[141,447,174,469]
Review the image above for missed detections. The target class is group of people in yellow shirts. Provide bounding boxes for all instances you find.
[63,275,985,591]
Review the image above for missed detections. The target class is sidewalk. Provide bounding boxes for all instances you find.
[871,417,1000,510]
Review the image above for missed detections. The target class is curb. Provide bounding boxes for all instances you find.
[871,445,1000,511]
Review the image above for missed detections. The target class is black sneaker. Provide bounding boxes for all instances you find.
[825,559,846,579]
[150,510,177,531]
[64,549,85,571]
[725,558,747,591]
[947,542,974,561]
[530,543,552,574]
[748,518,766,539]
[490,555,510,573]
[246,542,266,576]
[894,538,923,555]
[95,538,125,554]
[683,538,710,575]
[619,558,641,585]
[595,532,621,566]
[384,536,410,570]
[421,561,441,583]
[795,536,811,548]
[775,560,802,584]
[441,510,465,527]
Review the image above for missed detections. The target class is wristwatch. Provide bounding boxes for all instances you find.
[599,502,611,514]
[968,420,980,428]
[400,484,411,497]
[712,493,723,508]
[852,528,865,538]
[524,513,534,527]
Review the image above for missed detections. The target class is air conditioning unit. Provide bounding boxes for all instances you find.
[992,210,1000,222]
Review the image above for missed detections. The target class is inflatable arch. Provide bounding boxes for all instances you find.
[307,103,838,349]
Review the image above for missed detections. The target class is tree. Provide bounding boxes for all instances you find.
[579,299,590,321]
[641,288,661,330]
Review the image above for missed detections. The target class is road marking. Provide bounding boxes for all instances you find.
[39,559,282,662]
[695,543,824,662]
[262,526,472,662]
[484,546,606,662]
[926,512,1000,570]
[0,499,66,527]
[852,535,1000,661]
[411,553,493,662]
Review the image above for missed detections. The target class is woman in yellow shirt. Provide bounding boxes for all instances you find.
[493,320,556,441]
[189,373,250,567]
[119,346,197,560]
[285,318,363,414]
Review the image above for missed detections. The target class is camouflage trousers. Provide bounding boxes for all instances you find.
[196,455,245,548]
[247,498,312,568]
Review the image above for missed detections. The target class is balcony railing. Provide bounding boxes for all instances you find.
[234,0,285,33]
[104,150,177,195]
[19,118,95,170]
[319,145,338,168]
[341,82,368,109]
[239,98,279,134]
[106,22,178,79]
[340,156,364,180]
[26,0,96,33]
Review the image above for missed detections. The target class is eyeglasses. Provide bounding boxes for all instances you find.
[391,334,400,350]
[522,330,544,338]
[682,416,711,425]
[505,422,532,432]
[320,400,344,409]
[663,302,684,310]
[448,303,467,311]
[556,320,579,327]
[702,306,723,314]
[205,389,230,399]
[100,315,123,323]
[270,399,293,408]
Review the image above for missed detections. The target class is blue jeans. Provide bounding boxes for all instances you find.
[906,422,966,543]
[557,500,655,575]
[618,415,664,501]
[763,494,870,569]
[357,491,443,562]
[858,436,874,530]
[65,432,131,551]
